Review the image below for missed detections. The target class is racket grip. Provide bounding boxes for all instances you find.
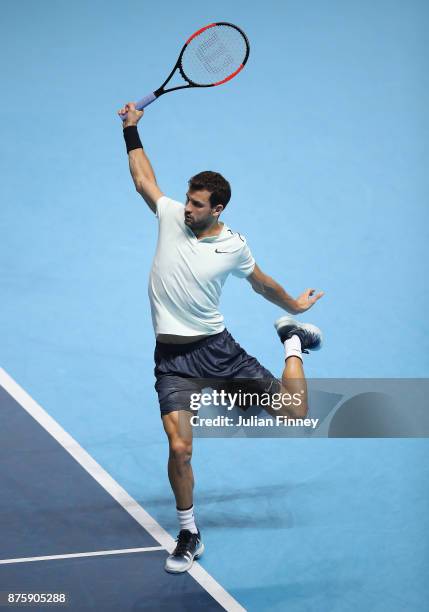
[135,92,157,110]
[119,92,157,121]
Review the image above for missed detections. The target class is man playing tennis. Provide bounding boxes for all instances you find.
[119,102,324,573]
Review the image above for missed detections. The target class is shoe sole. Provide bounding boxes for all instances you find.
[164,542,205,574]
[274,316,298,334]
[274,316,323,350]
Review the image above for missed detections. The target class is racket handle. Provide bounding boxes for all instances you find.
[135,92,157,110]
[119,92,157,121]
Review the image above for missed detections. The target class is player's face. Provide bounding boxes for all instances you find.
[184,189,220,230]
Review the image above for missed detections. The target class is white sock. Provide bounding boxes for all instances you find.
[177,505,198,534]
[284,334,303,362]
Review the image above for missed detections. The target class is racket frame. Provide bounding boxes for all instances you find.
[127,22,250,115]
[155,21,250,96]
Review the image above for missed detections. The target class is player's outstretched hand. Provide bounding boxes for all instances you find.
[118,102,144,127]
[295,288,324,313]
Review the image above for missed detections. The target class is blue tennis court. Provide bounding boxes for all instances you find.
[1,371,429,611]
[0,371,242,610]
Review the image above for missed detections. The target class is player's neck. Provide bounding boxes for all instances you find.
[194,221,224,240]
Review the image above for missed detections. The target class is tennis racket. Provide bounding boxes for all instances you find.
[119,22,249,120]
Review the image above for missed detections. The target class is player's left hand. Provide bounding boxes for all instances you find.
[295,288,324,313]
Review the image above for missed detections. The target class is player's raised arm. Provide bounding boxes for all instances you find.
[118,102,163,214]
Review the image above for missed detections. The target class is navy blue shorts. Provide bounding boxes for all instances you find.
[154,329,281,416]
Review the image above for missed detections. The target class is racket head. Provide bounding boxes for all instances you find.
[175,22,250,88]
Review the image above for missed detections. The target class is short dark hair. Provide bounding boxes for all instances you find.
[188,171,231,209]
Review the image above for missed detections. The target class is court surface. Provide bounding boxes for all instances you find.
[1,370,428,611]
[0,370,243,611]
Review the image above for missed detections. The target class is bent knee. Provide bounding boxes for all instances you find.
[286,394,308,418]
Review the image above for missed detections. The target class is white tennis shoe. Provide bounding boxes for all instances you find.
[274,316,323,353]
[164,529,204,573]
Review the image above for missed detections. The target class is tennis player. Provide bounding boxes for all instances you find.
[119,102,324,573]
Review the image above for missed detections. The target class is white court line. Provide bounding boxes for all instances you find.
[0,546,164,565]
[0,368,246,612]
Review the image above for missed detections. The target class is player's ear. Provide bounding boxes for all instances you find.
[213,204,224,217]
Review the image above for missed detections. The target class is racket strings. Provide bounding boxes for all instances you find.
[196,32,233,74]
[181,25,248,85]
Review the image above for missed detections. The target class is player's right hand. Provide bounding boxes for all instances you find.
[118,102,144,127]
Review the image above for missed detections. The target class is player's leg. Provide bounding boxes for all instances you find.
[154,337,208,574]
[274,355,308,418]
[214,320,322,419]
[162,410,194,511]
[161,407,204,573]
[154,343,200,517]
[270,316,323,418]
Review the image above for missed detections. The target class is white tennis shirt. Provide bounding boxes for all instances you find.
[148,196,256,337]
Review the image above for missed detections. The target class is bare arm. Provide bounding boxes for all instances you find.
[247,263,324,314]
[118,102,163,214]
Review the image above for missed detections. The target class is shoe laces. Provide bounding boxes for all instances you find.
[173,530,195,556]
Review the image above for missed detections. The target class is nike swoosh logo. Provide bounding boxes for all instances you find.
[215,249,230,254]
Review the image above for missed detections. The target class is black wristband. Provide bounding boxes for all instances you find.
[123,125,143,154]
